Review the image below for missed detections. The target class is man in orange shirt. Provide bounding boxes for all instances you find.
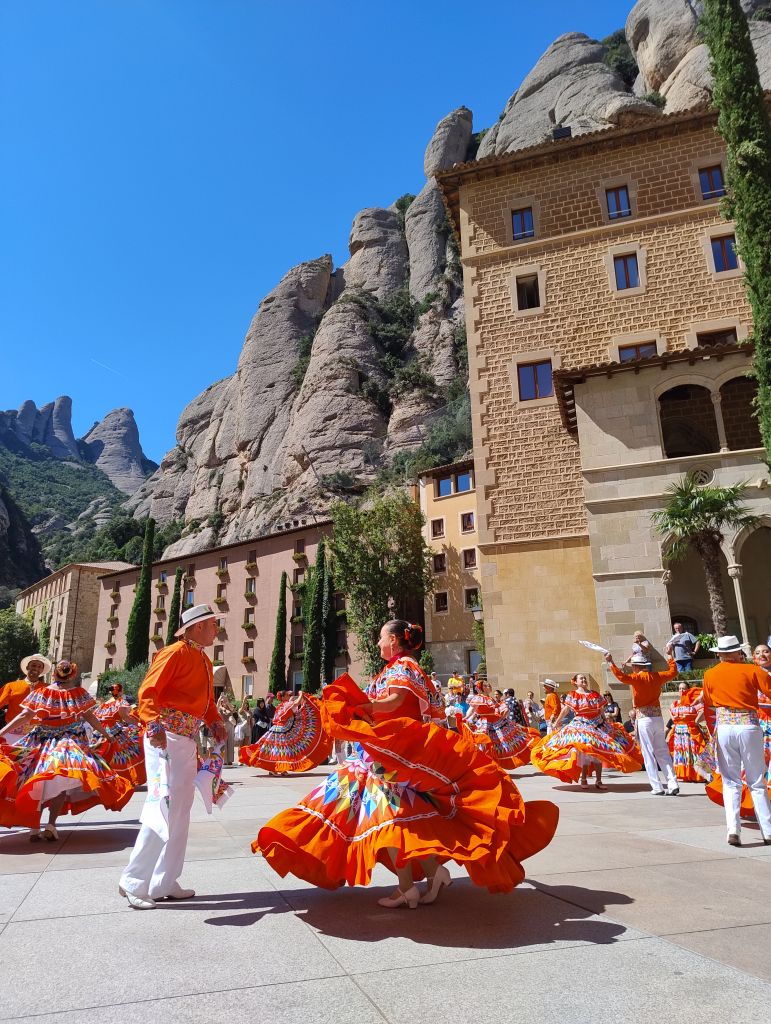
[0,654,51,736]
[702,635,771,846]
[119,604,226,909]
[542,680,561,734]
[605,650,679,795]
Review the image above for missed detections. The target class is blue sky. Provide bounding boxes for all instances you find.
[1,0,632,463]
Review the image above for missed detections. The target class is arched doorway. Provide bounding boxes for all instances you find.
[735,526,771,646]
[659,385,720,458]
[665,545,739,638]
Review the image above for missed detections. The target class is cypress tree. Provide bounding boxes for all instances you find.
[702,0,771,459]
[268,571,288,694]
[165,567,184,646]
[321,554,338,685]
[302,541,325,692]
[125,518,155,670]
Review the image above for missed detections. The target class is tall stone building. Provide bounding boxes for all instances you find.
[438,104,771,694]
[15,562,135,673]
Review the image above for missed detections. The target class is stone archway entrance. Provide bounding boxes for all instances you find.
[734,526,771,647]
[664,545,739,639]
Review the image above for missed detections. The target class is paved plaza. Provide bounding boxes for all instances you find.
[1,764,770,1022]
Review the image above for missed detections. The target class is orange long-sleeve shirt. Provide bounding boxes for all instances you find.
[702,661,771,711]
[137,640,218,726]
[609,659,678,707]
[543,693,561,720]
[0,679,30,722]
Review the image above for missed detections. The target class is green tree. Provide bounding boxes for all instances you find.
[330,489,432,674]
[651,478,757,636]
[37,600,51,658]
[268,571,288,694]
[97,661,148,701]
[302,541,325,692]
[321,554,338,685]
[702,0,771,459]
[0,608,37,684]
[418,647,435,674]
[471,598,487,676]
[125,518,155,670]
[165,567,184,646]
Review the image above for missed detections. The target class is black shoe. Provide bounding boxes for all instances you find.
[727,833,742,847]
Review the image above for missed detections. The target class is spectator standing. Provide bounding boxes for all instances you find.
[666,623,700,673]
[628,631,652,664]
[523,690,543,730]
[216,692,236,765]
[604,692,622,724]
[251,698,270,743]
[234,698,253,760]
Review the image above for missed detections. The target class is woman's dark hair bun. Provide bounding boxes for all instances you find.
[385,619,424,652]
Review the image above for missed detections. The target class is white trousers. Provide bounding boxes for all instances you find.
[716,722,771,837]
[637,715,677,793]
[120,732,197,900]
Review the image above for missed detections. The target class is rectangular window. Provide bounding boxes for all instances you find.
[292,634,304,655]
[695,328,738,347]
[216,583,226,599]
[213,645,224,662]
[462,548,477,570]
[436,475,453,498]
[699,165,726,200]
[336,630,347,649]
[185,589,194,608]
[110,604,118,617]
[434,592,449,614]
[244,607,255,624]
[517,360,553,401]
[515,274,540,310]
[511,206,535,241]
[295,538,306,554]
[105,658,113,670]
[293,568,305,584]
[248,549,256,563]
[243,642,254,660]
[155,621,163,635]
[433,553,447,574]
[156,594,165,609]
[159,570,168,583]
[107,629,115,643]
[461,512,475,533]
[245,577,256,594]
[711,234,738,273]
[292,670,304,689]
[219,556,228,571]
[187,564,195,578]
[614,253,639,290]
[431,518,445,539]
[242,675,254,696]
[617,341,657,362]
[464,587,480,611]
[455,471,472,493]
[606,185,631,220]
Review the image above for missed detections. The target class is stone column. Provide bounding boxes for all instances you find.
[711,391,728,452]
[727,563,750,652]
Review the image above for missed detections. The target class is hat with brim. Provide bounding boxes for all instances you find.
[20,653,52,676]
[541,678,558,690]
[709,634,743,654]
[175,603,217,638]
[629,654,652,666]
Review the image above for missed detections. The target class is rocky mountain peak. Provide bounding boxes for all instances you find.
[80,407,156,495]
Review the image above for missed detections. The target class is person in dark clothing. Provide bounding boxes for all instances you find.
[251,698,271,743]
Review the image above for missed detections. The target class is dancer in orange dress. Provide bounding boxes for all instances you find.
[94,683,147,788]
[666,682,706,783]
[463,680,540,769]
[532,674,642,790]
[254,620,559,908]
[239,691,332,773]
[0,660,132,840]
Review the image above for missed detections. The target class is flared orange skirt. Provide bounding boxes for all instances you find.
[240,694,332,773]
[531,716,642,783]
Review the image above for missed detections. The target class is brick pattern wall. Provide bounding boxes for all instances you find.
[463,118,753,546]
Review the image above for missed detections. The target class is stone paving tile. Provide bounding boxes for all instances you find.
[0,890,344,1019]
[631,824,771,860]
[666,922,771,981]
[6,976,388,1024]
[0,873,38,924]
[528,857,771,935]
[354,936,771,1023]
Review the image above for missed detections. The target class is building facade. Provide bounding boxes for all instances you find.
[438,105,771,696]
[15,562,135,673]
[418,459,481,678]
[93,524,364,698]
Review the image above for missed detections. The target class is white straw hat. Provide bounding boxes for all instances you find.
[709,635,743,654]
[541,678,558,690]
[629,653,652,666]
[20,653,52,676]
[174,603,217,638]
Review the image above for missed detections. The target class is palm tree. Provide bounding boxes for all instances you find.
[652,478,757,636]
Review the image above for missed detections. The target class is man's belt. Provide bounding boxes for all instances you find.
[635,704,662,718]
[716,707,759,726]
[146,708,203,739]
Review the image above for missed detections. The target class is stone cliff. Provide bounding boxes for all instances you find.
[129,0,771,558]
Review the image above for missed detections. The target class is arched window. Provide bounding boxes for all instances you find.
[659,385,720,458]
[719,376,762,451]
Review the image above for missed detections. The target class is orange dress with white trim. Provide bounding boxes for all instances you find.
[667,688,706,783]
[239,693,332,773]
[253,663,559,893]
[463,695,541,769]
[531,689,642,783]
[0,684,132,828]
[94,697,147,788]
